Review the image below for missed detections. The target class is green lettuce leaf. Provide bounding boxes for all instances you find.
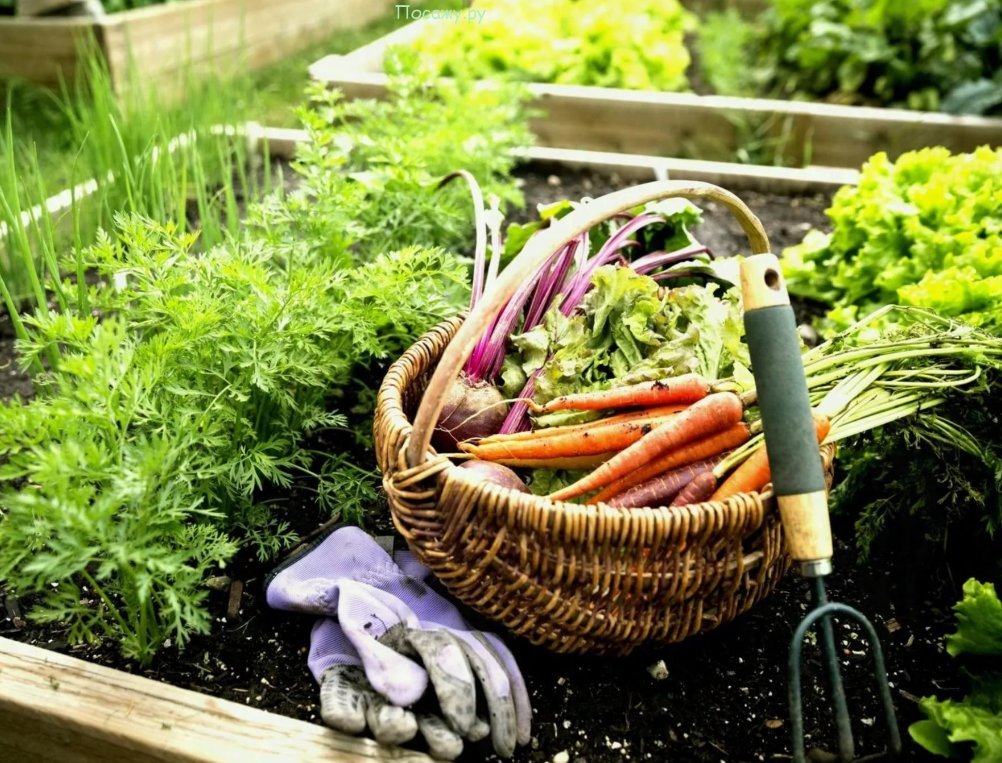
[507,265,747,420]
[910,579,1002,761]
[783,146,1002,331]
[947,579,1002,657]
[915,678,1002,763]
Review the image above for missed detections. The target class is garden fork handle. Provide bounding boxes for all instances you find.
[740,253,833,577]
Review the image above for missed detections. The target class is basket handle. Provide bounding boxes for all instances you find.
[406,179,771,468]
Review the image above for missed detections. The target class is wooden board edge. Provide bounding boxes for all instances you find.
[312,20,1002,130]
[516,146,860,193]
[0,123,853,259]
[251,125,859,193]
[310,22,1002,168]
[0,636,436,763]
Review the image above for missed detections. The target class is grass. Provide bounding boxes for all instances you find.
[0,1,455,184]
[0,0,468,302]
[0,48,266,304]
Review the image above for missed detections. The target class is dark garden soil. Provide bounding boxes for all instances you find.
[0,165,973,763]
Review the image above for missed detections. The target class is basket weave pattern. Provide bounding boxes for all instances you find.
[374,181,836,655]
[375,316,836,655]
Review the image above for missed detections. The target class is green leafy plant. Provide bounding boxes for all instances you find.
[783,146,1002,333]
[0,60,530,662]
[248,50,530,262]
[828,386,1002,559]
[910,579,1002,762]
[410,0,697,91]
[699,0,1002,115]
[0,216,468,661]
[695,8,758,97]
[1,40,262,306]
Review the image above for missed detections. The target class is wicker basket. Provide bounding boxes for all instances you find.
[374,180,836,655]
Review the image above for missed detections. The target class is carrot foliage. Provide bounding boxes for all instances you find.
[0,63,530,662]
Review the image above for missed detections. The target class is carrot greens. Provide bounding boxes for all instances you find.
[0,63,530,662]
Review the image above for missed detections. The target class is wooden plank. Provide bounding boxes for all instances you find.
[313,21,1002,169]
[0,17,95,85]
[102,0,394,95]
[244,123,858,194]
[517,146,859,194]
[0,636,435,763]
[0,0,393,91]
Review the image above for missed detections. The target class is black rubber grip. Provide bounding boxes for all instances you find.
[744,305,826,497]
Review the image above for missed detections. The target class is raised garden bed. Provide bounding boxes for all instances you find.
[0,0,394,95]
[309,19,1002,169]
[0,134,967,761]
[0,636,435,763]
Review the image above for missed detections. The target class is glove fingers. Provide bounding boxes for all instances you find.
[416,714,464,761]
[467,716,491,743]
[319,666,370,735]
[405,629,477,736]
[456,637,518,758]
[339,584,428,706]
[478,631,532,746]
[364,694,419,746]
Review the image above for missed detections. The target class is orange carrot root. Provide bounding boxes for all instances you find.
[710,411,831,502]
[472,404,688,446]
[480,452,616,470]
[547,392,744,502]
[531,373,710,414]
[591,422,751,503]
[461,413,679,461]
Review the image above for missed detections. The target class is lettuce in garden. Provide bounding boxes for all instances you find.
[910,580,1002,762]
[505,264,747,428]
[702,0,1002,115]
[784,146,1002,331]
[410,0,696,91]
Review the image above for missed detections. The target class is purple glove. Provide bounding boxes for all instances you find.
[265,526,532,758]
[306,618,477,759]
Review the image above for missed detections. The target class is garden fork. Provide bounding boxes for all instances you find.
[739,253,902,762]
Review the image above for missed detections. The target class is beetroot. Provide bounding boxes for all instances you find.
[457,459,529,493]
[433,374,508,450]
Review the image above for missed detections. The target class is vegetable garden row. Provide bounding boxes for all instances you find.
[1,1,1001,762]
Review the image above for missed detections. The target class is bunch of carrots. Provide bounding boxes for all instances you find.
[460,373,830,507]
[457,306,1002,509]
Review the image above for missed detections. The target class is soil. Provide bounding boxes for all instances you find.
[0,165,972,763]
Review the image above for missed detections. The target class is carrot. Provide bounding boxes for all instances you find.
[460,413,680,461]
[670,471,718,507]
[591,422,751,503]
[472,404,688,446]
[710,412,831,502]
[530,374,710,414]
[605,457,720,509]
[477,452,616,470]
[547,392,744,502]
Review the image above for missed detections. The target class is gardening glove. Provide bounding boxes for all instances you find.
[306,617,481,759]
[265,525,531,758]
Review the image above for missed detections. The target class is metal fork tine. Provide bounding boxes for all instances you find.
[814,577,856,760]
[789,582,903,763]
